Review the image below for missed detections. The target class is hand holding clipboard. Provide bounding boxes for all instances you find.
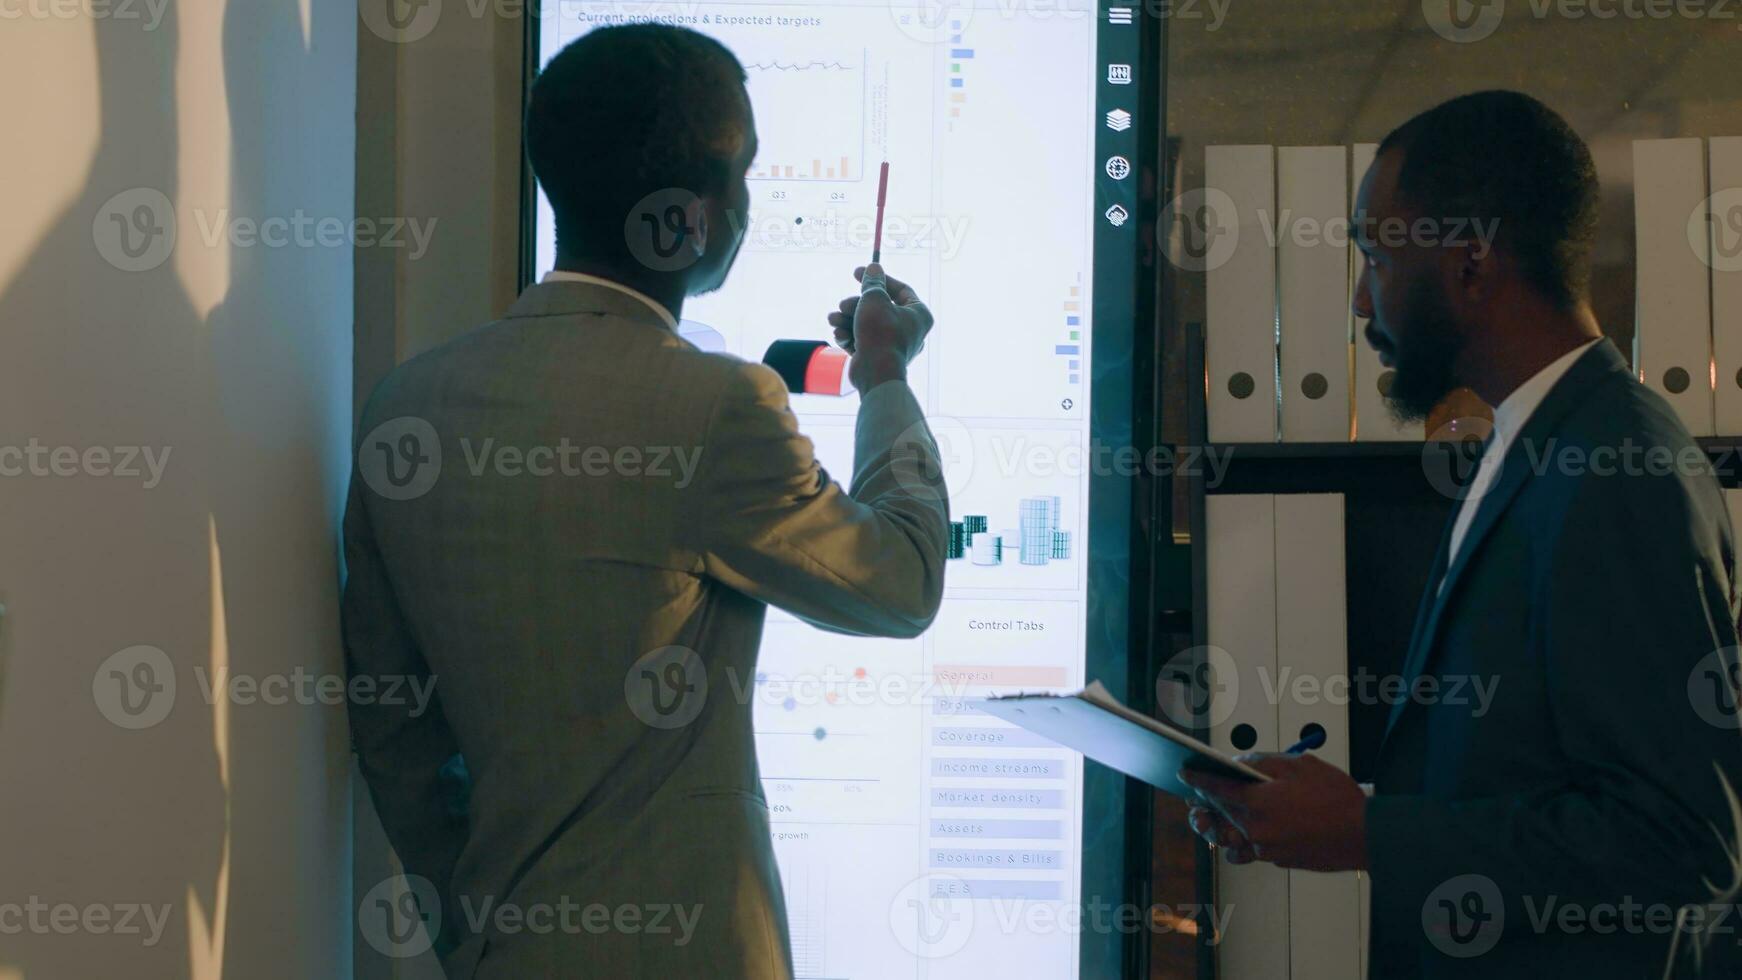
[978,682,1270,798]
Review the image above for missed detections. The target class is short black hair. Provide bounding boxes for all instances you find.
[1378,90,1600,310]
[526,26,748,266]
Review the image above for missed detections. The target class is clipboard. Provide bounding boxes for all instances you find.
[978,681,1270,797]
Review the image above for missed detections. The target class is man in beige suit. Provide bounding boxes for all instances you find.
[342,25,947,978]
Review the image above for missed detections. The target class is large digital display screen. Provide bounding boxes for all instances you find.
[534,4,1142,975]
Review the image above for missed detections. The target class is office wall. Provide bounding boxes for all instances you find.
[0,1,355,977]
[350,5,525,978]
[354,0,525,391]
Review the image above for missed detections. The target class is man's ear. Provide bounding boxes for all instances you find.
[1451,238,1496,304]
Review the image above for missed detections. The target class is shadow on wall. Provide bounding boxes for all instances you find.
[0,1,353,977]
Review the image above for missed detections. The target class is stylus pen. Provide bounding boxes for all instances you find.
[1283,728,1328,755]
[870,161,890,265]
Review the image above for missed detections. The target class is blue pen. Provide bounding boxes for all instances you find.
[1283,727,1327,755]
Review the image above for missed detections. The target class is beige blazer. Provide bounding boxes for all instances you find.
[342,281,948,978]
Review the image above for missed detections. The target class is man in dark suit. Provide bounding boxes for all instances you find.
[1181,91,1742,976]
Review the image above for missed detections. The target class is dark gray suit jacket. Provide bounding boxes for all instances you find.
[1367,339,1742,977]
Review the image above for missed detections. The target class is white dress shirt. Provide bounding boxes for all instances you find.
[542,269,679,331]
[1441,338,1602,586]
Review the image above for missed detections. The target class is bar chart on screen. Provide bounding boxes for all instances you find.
[743,54,869,182]
[775,836,830,977]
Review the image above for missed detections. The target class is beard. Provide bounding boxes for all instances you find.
[1382,275,1466,424]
